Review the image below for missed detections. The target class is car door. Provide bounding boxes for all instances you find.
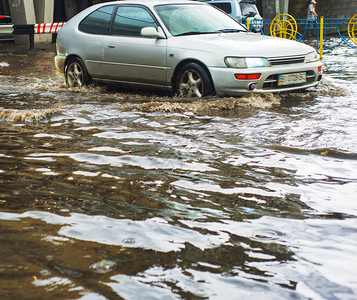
[103,5,168,86]
[77,5,116,78]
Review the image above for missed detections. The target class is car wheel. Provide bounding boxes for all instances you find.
[65,57,90,87]
[176,63,214,98]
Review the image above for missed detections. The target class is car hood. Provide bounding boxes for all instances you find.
[170,32,314,58]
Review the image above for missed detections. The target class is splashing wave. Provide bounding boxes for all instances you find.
[0,108,61,122]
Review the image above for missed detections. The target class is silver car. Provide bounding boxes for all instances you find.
[55,0,323,97]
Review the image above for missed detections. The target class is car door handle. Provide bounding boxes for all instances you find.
[107,45,115,49]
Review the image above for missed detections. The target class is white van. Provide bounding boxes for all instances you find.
[201,0,263,32]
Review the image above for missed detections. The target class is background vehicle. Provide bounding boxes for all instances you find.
[0,15,14,42]
[201,0,263,32]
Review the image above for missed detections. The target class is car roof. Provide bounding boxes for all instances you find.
[101,0,205,6]
[68,0,208,24]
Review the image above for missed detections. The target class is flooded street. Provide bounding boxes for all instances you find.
[0,41,357,299]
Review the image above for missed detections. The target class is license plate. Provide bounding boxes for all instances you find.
[278,72,306,85]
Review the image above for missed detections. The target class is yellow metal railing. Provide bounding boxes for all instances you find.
[267,13,357,60]
[270,14,298,40]
[348,14,357,44]
[319,16,324,61]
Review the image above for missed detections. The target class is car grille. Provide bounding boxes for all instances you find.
[263,71,316,90]
[268,56,305,65]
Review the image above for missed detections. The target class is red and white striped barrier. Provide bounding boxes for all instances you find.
[4,22,67,49]
[35,22,66,34]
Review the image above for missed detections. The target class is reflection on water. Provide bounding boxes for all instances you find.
[0,43,357,299]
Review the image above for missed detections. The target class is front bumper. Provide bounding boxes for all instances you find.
[209,61,322,96]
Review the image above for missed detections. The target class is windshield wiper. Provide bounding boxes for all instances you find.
[218,29,247,33]
[175,31,220,36]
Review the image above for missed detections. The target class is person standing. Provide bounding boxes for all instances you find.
[306,0,318,36]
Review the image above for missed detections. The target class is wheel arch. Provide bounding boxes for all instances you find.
[171,59,215,94]
[64,55,85,73]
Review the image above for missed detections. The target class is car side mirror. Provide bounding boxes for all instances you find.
[141,27,165,39]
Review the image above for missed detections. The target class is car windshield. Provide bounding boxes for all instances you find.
[155,4,247,36]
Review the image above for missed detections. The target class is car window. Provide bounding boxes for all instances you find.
[79,5,115,35]
[239,3,258,18]
[112,6,158,37]
[210,3,232,15]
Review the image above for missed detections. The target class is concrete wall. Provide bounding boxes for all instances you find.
[289,0,357,19]
[261,0,278,19]
[34,0,54,42]
[261,0,357,20]
[8,0,54,44]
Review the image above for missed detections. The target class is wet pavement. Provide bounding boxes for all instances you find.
[0,40,357,299]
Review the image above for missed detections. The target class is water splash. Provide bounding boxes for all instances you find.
[119,93,281,112]
[317,77,350,97]
[90,260,116,273]
[0,108,61,122]
[0,62,9,68]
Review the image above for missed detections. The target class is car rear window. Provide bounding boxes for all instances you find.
[240,2,257,18]
[79,5,115,35]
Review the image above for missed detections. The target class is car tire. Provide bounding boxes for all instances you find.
[176,62,214,98]
[65,57,91,87]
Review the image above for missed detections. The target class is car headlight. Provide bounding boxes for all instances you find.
[225,57,271,68]
[305,51,319,63]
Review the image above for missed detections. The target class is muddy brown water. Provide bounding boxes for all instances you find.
[0,41,356,299]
